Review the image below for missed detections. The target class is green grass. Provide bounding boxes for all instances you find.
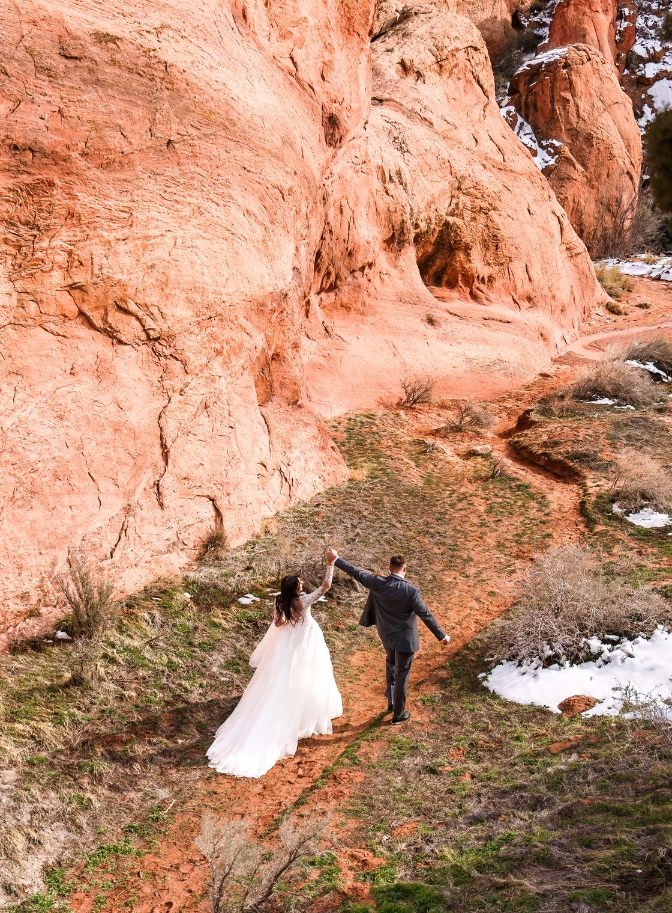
[332,645,672,912]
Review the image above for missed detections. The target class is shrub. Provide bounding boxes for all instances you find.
[484,545,672,666]
[661,11,672,43]
[398,377,434,408]
[57,549,116,640]
[646,110,672,214]
[586,190,667,259]
[570,361,657,407]
[442,400,495,433]
[195,814,324,913]
[621,334,672,379]
[611,448,672,514]
[200,526,227,561]
[594,263,634,299]
[490,27,543,100]
[605,299,628,315]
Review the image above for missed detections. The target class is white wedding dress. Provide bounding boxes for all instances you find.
[206,566,343,778]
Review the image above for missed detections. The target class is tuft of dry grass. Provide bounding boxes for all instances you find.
[621,334,672,379]
[484,544,672,666]
[594,262,634,299]
[397,377,435,408]
[570,360,657,407]
[611,448,672,514]
[56,548,117,641]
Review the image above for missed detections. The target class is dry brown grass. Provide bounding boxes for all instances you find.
[485,545,672,666]
[621,334,672,379]
[611,448,672,514]
[57,548,117,640]
[594,263,634,299]
[570,360,658,407]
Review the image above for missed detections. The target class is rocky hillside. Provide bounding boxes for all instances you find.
[0,0,651,641]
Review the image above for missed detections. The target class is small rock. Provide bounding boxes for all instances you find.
[470,444,491,455]
[558,695,599,717]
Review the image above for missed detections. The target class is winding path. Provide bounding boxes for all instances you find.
[562,321,672,360]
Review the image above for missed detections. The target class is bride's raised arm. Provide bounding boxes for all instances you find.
[298,548,338,609]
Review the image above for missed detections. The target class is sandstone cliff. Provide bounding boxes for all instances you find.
[505,0,642,254]
[0,0,603,641]
[508,45,642,255]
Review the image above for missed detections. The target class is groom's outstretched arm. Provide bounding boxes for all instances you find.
[411,590,448,641]
[334,557,380,590]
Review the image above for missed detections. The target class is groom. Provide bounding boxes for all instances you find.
[331,551,450,724]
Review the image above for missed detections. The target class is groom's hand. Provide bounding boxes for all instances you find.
[441,635,451,647]
[326,547,338,565]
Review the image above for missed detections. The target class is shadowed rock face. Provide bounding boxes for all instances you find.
[508,45,642,255]
[0,0,603,640]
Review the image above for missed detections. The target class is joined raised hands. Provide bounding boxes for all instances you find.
[326,546,338,566]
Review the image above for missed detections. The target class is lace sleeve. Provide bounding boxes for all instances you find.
[297,565,334,611]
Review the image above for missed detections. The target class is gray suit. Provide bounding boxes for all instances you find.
[334,558,447,717]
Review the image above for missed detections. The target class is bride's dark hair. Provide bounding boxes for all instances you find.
[275,574,301,625]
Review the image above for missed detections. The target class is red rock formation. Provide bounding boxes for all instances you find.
[614,0,638,76]
[542,0,637,75]
[305,4,606,414]
[0,0,604,641]
[508,45,642,254]
[544,0,619,68]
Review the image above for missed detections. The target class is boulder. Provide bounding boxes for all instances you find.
[508,45,642,255]
[558,695,600,716]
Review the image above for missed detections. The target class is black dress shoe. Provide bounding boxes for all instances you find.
[391,711,411,724]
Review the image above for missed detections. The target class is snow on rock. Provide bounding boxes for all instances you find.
[484,629,672,716]
[500,104,563,171]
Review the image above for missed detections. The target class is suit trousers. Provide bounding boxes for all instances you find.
[384,645,414,717]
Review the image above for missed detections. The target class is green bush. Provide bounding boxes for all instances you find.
[646,110,672,214]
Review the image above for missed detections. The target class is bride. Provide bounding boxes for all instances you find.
[206,548,343,778]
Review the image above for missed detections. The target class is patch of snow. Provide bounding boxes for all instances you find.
[625,507,671,528]
[625,359,671,382]
[649,78,672,114]
[599,257,672,283]
[55,631,72,641]
[501,105,562,171]
[516,46,571,73]
[238,594,261,605]
[483,629,672,716]
[582,397,616,405]
[184,592,192,599]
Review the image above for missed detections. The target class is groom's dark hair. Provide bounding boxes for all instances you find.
[390,555,406,571]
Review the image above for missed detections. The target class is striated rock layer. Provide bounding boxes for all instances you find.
[0,0,603,641]
[508,44,642,255]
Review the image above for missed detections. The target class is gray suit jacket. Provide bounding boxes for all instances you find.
[334,558,446,653]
